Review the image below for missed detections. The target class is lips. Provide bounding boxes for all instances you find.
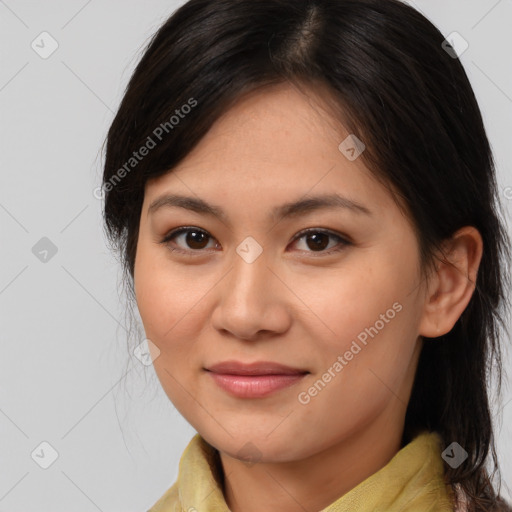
[204,360,309,398]
[205,360,309,376]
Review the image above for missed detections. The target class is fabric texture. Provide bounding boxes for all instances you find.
[147,430,459,512]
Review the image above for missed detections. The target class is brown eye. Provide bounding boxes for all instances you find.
[182,230,210,249]
[160,226,351,257]
[161,227,218,253]
[304,232,330,251]
[290,229,351,254]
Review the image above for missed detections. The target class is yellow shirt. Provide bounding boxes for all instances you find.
[147,430,456,511]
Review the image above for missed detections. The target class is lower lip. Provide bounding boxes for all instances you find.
[207,371,308,398]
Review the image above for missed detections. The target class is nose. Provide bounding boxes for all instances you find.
[210,248,292,341]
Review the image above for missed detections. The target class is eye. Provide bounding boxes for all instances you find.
[159,227,351,256]
[160,227,219,255]
[289,228,351,255]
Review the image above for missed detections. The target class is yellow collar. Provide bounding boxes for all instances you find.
[148,430,455,511]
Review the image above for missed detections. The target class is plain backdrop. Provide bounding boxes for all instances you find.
[0,1,511,510]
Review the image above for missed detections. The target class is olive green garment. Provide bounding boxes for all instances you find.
[147,430,456,512]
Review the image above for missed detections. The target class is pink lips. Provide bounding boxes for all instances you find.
[205,360,309,398]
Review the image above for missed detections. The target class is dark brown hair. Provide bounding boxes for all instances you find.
[101,0,512,509]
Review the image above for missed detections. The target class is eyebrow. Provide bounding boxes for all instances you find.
[147,193,373,221]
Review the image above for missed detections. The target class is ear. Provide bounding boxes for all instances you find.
[418,226,483,338]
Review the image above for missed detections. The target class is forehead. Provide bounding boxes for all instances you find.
[143,82,400,221]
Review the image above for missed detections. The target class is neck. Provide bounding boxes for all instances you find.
[218,410,406,512]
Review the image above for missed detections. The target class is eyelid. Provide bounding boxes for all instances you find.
[160,226,219,255]
[292,227,352,245]
[159,226,352,256]
[289,228,352,256]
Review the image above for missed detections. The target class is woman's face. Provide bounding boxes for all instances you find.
[134,82,429,463]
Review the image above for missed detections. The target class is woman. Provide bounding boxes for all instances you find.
[101,0,512,510]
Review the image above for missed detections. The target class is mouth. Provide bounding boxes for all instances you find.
[204,360,310,398]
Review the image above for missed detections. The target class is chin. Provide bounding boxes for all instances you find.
[199,427,306,463]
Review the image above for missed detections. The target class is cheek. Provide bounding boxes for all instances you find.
[133,248,212,417]
[134,245,210,344]
[294,299,419,451]
[297,251,421,397]
[300,259,415,349]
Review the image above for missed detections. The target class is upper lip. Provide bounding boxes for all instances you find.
[205,360,309,375]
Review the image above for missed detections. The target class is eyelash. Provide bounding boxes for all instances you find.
[159,226,352,257]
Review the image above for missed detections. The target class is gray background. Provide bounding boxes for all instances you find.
[0,1,511,510]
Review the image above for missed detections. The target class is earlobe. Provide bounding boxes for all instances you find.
[418,226,483,338]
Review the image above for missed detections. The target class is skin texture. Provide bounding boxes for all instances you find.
[133,82,483,512]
